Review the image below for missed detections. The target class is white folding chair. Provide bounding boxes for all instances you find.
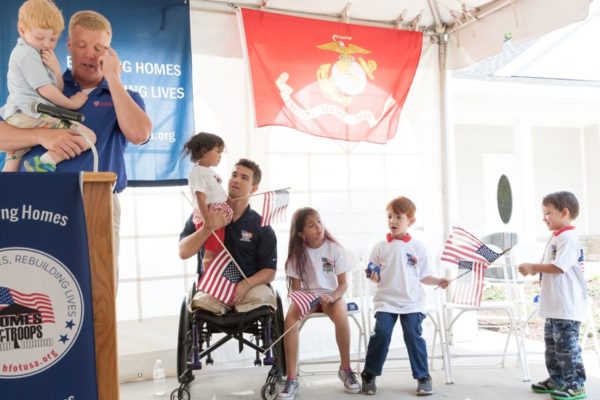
[297,268,369,375]
[442,233,531,382]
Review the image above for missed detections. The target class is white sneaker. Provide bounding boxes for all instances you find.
[278,378,300,400]
[338,368,361,394]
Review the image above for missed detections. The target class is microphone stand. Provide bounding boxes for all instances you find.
[59,117,99,173]
[34,102,99,173]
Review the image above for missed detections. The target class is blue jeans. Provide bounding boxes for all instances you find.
[363,311,429,379]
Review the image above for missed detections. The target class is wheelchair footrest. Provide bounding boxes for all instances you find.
[263,355,274,366]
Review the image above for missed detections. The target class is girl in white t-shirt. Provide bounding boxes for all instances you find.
[183,132,233,271]
[278,207,360,400]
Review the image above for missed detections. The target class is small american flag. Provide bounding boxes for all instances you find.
[261,189,290,227]
[197,249,243,305]
[441,226,503,265]
[288,291,321,319]
[451,261,487,306]
[0,287,55,323]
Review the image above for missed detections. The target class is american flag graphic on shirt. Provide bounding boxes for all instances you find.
[441,226,503,265]
[197,249,243,305]
[0,287,55,323]
[288,291,321,319]
[261,189,290,227]
[451,261,487,307]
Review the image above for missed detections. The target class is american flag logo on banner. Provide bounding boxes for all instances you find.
[197,250,243,305]
[261,189,290,227]
[0,287,55,323]
[288,291,321,319]
[441,226,503,265]
[451,261,487,307]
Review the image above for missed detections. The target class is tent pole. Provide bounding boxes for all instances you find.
[438,34,451,239]
[437,34,457,344]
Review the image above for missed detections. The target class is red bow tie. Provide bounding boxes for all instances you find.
[386,233,411,243]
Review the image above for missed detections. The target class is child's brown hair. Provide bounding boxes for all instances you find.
[387,196,416,218]
[543,191,579,220]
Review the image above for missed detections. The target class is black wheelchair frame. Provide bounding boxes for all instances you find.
[171,286,287,400]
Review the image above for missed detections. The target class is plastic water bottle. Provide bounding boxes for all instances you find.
[153,359,166,396]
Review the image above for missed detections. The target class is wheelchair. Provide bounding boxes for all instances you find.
[171,284,287,400]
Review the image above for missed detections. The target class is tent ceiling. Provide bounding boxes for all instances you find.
[191,0,591,69]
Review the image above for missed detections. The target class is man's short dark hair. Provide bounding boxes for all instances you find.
[543,191,579,219]
[236,158,262,185]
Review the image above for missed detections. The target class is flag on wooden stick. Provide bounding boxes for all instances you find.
[288,291,321,319]
[261,189,290,227]
[197,249,243,305]
[451,261,487,307]
[441,226,504,265]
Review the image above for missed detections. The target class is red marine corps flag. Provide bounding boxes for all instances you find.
[238,8,422,143]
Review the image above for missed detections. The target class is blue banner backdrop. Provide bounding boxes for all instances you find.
[0,173,98,399]
[0,0,194,184]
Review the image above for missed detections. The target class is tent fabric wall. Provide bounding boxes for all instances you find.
[115,0,600,381]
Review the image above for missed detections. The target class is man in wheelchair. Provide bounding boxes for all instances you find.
[176,158,285,400]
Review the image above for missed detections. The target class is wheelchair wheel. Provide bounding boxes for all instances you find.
[272,293,286,377]
[260,381,279,400]
[170,387,190,400]
[176,297,192,383]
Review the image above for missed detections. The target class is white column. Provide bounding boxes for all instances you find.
[513,117,537,244]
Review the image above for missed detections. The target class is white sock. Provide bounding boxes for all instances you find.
[40,153,57,166]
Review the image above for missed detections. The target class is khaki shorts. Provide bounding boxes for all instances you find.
[6,111,70,129]
[189,284,277,315]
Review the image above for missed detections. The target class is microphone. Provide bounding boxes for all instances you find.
[31,101,85,123]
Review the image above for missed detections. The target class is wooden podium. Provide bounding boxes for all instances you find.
[82,172,119,400]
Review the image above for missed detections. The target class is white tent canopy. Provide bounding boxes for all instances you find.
[190,0,591,69]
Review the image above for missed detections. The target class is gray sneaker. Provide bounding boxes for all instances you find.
[338,368,361,393]
[278,379,300,400]
[416,375,433,396]
[360,371,378,395]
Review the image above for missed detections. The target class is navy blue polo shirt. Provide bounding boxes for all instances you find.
[20,70,146,193]
[224,206,277,277]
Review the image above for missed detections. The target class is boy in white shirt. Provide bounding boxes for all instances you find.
[519,191,587,400]
[361,196,449,396]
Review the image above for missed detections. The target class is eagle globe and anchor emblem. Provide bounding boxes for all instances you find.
[316,35,377,106]
[275,34,396,126]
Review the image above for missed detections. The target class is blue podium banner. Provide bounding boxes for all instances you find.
[0,173,98,399]
[0,0,194,184]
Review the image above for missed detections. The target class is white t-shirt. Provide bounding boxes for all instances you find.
[539,228,588,322]
[188,165,228,208]
[286,240,353,295]
[369,237,433,314]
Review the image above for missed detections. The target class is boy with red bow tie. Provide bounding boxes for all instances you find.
[361,196,449,396]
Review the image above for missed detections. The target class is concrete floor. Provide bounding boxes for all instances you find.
[119,331,600,400]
